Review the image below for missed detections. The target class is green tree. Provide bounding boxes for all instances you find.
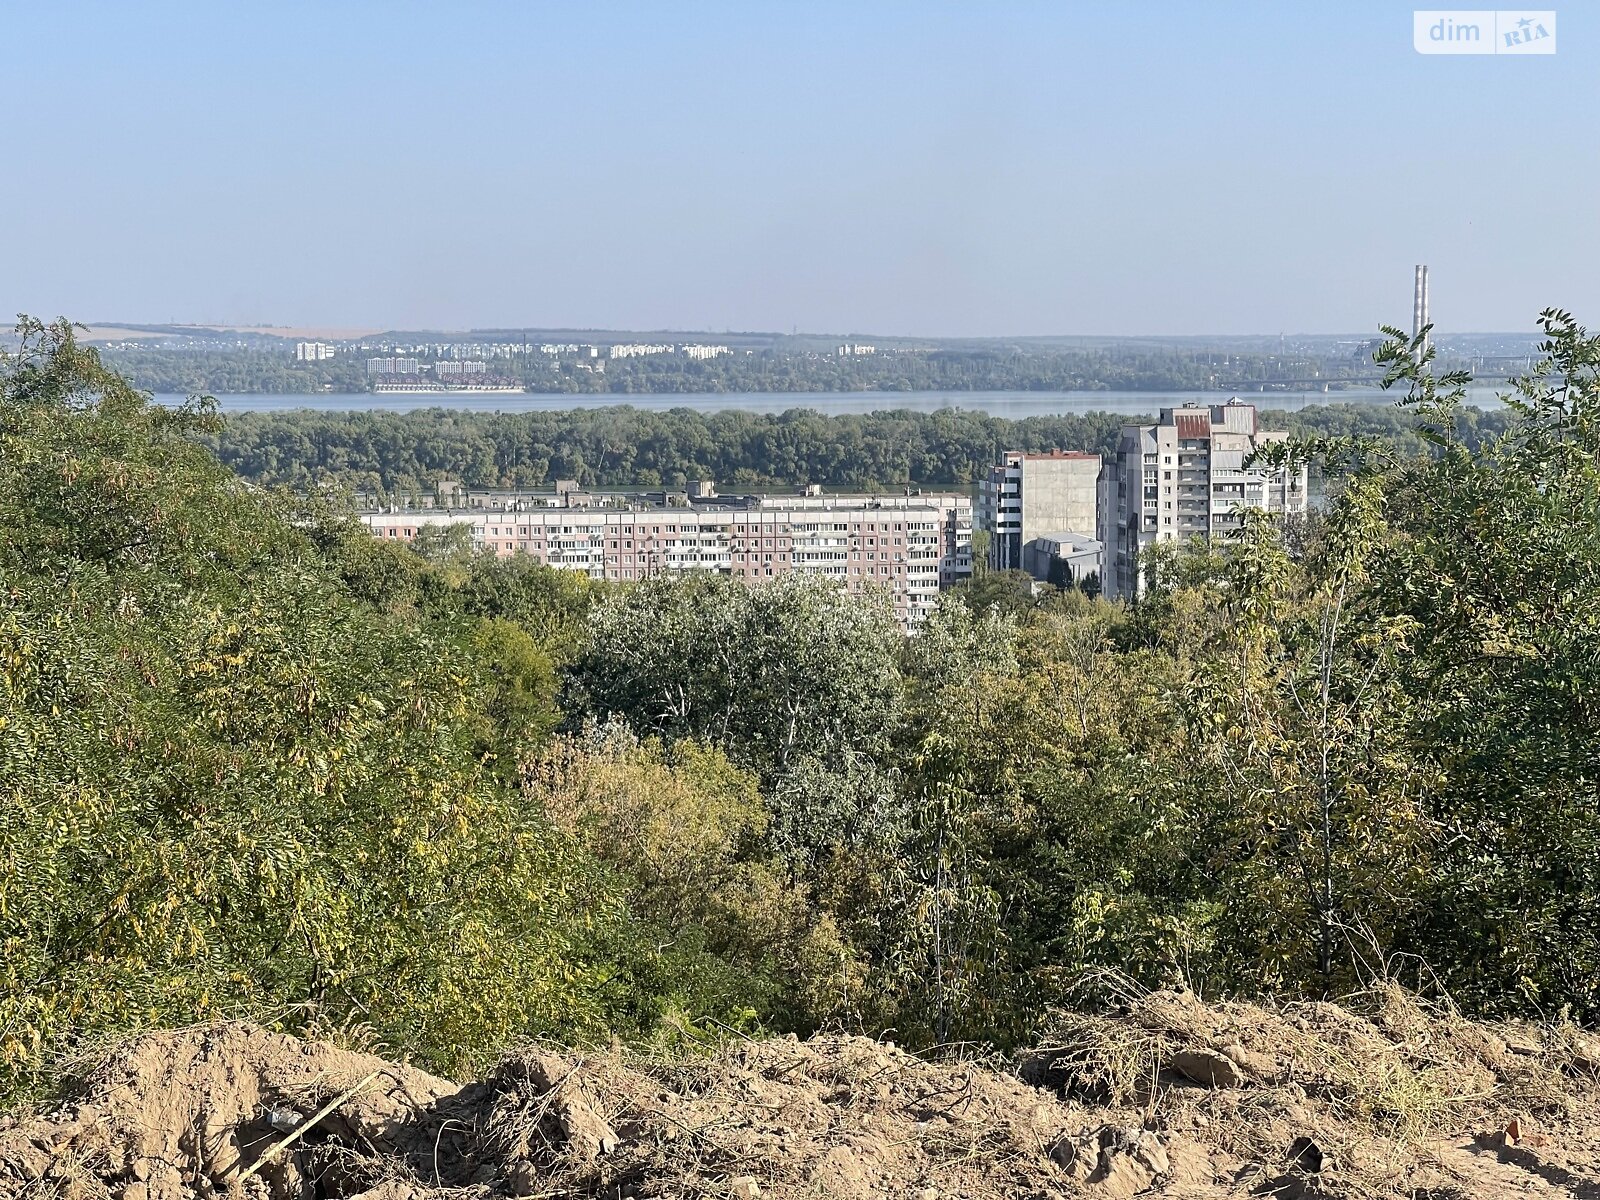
[0,320,634,1100]
[1369,312,1600,1015]
[469,617,562,768]
[569,573,905,865]
[533,725,856,1033]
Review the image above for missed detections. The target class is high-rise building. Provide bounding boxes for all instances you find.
[978,450,1101,573]
[366,357,421,376]
[294,341,335,362]
[1100,400,1307,601]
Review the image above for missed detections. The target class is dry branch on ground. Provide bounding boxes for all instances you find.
[4,988,1600,1200]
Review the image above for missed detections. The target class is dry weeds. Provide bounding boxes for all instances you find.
[3,989,1599,1199]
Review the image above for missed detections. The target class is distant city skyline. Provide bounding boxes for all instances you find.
[69,320,1541,343]
[6,2,1593,336]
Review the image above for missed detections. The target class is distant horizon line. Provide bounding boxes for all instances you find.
[67,319,1537,344]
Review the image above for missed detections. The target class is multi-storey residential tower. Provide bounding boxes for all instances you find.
[365,357,421,376]
[1100,400,1307,601]
[978,450,1101,573]
[361,490,973,628]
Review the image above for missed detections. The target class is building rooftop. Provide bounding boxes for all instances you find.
[1034,530,1104,549]
[356,486,972,518]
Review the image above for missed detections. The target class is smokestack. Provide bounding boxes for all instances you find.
[1412,264,1431,361]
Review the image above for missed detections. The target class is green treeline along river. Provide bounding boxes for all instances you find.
[165,386,1509,415]
[200,392,1514,497]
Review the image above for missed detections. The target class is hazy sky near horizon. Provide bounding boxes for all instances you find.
[6,2,1593,336]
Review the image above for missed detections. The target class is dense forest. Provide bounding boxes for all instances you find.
[104,343,1386,396]
[208,402,1513,496]
[5,313,1600,1112]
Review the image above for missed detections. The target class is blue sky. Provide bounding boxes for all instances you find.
[4,2,1592,335]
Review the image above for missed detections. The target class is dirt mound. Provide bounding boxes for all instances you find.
[4,989,1599,1199]
[0,1023,454,1200]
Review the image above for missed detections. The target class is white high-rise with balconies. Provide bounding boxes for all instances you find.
[1100,399,1307,601]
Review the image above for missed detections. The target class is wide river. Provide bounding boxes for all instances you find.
[163,387,1509,417]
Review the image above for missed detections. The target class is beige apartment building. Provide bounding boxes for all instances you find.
[362,490,973,628]
[1099,400,1307,601]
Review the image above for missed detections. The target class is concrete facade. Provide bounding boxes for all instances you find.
[978,450,1101,573]
[361,491,973,628]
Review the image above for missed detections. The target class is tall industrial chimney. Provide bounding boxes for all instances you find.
[1412,264,1430,361]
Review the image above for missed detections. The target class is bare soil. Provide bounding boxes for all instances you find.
[4,987,1599,1199]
